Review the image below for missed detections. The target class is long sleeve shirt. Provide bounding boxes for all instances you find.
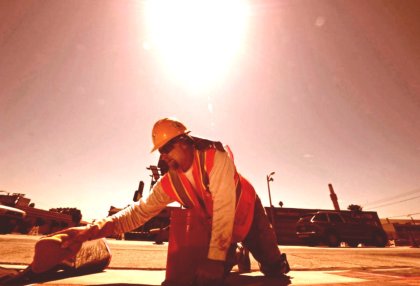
[109,150,237,261]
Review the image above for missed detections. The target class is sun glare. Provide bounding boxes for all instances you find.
[145,0,250,90]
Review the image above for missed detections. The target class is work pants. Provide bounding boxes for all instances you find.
[226,196,286,276]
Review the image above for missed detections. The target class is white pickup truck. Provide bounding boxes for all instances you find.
[0,204,26,234]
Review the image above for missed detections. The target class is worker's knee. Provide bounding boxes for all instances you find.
[260,253,290,277]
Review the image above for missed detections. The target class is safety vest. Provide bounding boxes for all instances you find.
[160,147,256,242]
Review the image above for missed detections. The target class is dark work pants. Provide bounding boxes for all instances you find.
[225,195,283,276]
[243,196,282,272]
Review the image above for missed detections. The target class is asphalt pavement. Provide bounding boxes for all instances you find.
[1,234,420,285]
[2,263,420,286]
[0,264,371,286]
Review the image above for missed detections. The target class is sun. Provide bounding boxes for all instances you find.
[144,0,250,91]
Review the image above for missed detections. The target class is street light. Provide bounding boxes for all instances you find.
[266,172,276,229]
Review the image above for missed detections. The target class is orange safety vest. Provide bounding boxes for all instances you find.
[160,147,256,242]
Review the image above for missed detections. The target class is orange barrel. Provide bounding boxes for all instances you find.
[163,208,210,286]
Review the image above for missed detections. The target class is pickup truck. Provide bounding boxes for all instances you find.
[0,204,26,234]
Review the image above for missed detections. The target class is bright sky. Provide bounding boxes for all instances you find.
[1,1,419,222]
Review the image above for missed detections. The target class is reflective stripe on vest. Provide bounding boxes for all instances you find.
[161,170,199,209]
[168,170,197,208]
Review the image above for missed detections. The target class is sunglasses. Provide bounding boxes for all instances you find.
[159,135,190,154]
[159,139,177,154]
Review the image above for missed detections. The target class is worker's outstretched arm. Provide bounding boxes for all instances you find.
[51,181,173,251]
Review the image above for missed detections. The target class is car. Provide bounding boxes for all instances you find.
[0,204,26,234]
[296,211,388,247]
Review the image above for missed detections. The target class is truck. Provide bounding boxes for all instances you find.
[0,204,26,234]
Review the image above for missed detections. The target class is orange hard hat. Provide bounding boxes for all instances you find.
[151,118,190,152]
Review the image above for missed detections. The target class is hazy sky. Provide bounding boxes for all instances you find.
[1,0,419,222]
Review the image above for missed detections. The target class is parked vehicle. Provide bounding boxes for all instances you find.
[296,211,387,247]
[0,204,26,234]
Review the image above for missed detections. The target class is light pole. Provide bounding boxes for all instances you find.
[266,172,276,229]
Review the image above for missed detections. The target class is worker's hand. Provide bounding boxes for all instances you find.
[48,226,90,248]
[48,218,116,248]
[194,258,225,286]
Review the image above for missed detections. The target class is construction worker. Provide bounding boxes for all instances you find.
[51,118,290,285]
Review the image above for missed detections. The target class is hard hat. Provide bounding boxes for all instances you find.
[151,118,190,152]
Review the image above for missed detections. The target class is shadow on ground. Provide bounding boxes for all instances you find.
[224,272,292,286]
[0,266,112,286]
[94,274,292,286]
[1,267,291,286]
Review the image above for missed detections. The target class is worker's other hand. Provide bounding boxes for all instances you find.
[194,258,225,286]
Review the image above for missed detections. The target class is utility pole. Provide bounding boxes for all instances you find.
[328,183,340,211]
[266,172,276,229]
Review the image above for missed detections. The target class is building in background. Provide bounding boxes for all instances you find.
[381,218,420,247]
[0,192,77,235]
